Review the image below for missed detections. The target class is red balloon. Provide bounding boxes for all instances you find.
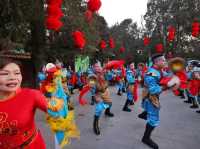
[45,17,63,31]
[87,0,102,12]
[109,37,115,49]
[155,43,163,53]
[72,31,86,49]
[143,36,150,46]
[100,40,107,49]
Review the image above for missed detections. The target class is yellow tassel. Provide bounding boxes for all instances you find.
[46,111,80,146]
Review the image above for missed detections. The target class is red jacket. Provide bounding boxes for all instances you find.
[189,79,200,96]
[0,88,47,148]
[176,71,188,89]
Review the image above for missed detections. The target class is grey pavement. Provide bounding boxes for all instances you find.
[36,87,200,149]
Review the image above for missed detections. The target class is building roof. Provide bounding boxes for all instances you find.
[0,50,31,59]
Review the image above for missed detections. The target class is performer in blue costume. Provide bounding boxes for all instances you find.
[138,53,168,149]
[122,69,135,112]
[91,63,114,135]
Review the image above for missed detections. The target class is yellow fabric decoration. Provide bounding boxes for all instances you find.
[54,70,62,76]
[45,84,56,93]
[47,97,64,112]
[46,111,80,147]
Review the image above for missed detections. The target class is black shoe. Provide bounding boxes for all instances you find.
[117,92,122,96]
[142,137,159,149]
[190,105,199,109]
[181,95,185,99]
[138,111,147,120]
[130,100,134,105]
[105,108,114,117]
[93,116,100,135]
[142,123,159,149]
[122,100,132,112]
[184,100,192,104]
[117,89,122,96]
[123,107,132,112]
[196,110,200,113]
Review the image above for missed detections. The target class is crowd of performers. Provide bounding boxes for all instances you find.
[1,54,199,149]
[37,54,199,149]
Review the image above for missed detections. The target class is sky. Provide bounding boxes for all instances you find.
[98,0,148,27]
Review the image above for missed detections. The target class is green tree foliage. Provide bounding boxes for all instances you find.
[109,19,145,64]
[144,0,200,59]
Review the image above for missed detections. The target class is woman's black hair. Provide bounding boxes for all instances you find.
[0,57,22,69]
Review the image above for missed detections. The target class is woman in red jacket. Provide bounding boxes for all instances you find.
[0,57,47,149]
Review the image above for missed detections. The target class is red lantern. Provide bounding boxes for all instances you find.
[119,47,125,53]
[167,26,175,42]
[85,10,93,22]
[192,21,199,37]
[45,0,63,31]
[155,44,163,53]
[47,4,63,19]
[72,31,86,49]
[109,37,115,49]
[47,0,63,6]
[87,0,102,12]
[143,36,150,46]
[45,17,63,31]
[100,40,107,49]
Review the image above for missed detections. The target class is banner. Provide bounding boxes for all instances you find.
[75,56,90,72]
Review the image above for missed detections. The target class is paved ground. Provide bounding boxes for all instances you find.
[36,87,200,149]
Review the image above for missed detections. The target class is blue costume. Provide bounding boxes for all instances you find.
[138,53,167,149]
[92,74,114,135]
[126,69,135,101]
[115,69,124,96]
[142,67,162,127]
[122,69,135,112]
